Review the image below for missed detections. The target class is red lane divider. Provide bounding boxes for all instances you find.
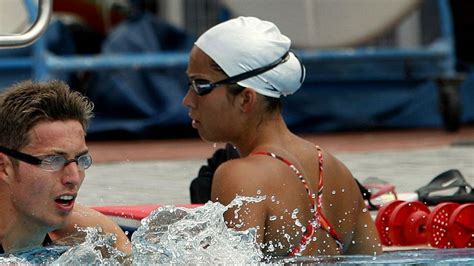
[427,202,460,248]
[375,201,474,248]
[449,203,474,248]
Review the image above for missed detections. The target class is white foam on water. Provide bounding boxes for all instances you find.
[132,195,266,264]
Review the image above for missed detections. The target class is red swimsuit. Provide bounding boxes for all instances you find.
[252,146,344,255]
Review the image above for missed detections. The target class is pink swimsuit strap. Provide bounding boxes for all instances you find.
[252,146,343,255]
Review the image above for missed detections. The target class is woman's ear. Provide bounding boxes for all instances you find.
[240,88,257,113]
[0,153,14,184]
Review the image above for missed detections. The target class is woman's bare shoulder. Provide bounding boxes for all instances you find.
[211,156,277,203]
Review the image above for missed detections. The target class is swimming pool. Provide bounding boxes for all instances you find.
[2,200,473,264]
[2,229,474,264]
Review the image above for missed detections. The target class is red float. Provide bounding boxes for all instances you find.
[448,203,474,248]
[388,201,431,245]
[374,200,405,246]
[426,202,460,248]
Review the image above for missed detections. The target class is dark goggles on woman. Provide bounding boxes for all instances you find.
[188,51,290,96]
[0,146,92,171]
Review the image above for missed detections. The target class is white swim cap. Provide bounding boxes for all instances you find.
[195,16,305,98]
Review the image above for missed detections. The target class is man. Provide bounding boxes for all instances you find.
[0,80,131,255]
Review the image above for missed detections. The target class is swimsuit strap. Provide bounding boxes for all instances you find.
[251,151,318,217]
[314,146,344,252]
[252,146,344,255]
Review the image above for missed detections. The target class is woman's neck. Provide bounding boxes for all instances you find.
[233,114,291,157]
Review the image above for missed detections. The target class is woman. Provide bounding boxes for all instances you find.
[183,16,381,257]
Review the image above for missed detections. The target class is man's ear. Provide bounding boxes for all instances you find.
[0,153,14,184]
[239,88,257,113]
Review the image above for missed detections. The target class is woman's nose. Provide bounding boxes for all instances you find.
[182,88,196,108]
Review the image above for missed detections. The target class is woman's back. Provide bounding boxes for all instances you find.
[212,136,381,256]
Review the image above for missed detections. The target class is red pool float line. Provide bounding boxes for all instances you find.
[375,201,474,248]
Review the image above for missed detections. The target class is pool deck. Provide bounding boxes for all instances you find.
[78,126,474,207]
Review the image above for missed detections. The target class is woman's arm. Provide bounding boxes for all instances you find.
[211,160,268,243]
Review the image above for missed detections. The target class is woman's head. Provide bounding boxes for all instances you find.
[194,16,305,98]
[184,17,304,142]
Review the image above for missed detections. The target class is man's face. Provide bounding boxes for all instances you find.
[9,120,88,231]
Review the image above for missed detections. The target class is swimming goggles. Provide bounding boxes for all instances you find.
[0,146,92,171]
[188,51,291,96]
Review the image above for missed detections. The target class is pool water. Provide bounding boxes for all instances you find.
[0,246,69,264]
[2,200,474,265]
[279,248,474,264]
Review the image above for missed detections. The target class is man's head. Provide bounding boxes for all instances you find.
[0,80,94,235]
[0,80,94,151]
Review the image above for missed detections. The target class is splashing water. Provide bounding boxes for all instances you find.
[0,227,129,265]
[132,195,266,264]
[53,227,129,265]
[3,193,474,264]
[0,245,69,265]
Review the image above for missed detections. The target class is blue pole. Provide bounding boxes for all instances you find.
[437,0,456,77]
[24,0,49,80]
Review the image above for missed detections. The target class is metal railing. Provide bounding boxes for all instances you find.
[0,0,52,48]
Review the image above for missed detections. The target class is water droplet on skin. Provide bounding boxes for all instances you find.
[362,208,368,213]
[213,143,217,148]
[341,189,345,193]
[271,196,276,202]
[352,240,356,244]
[269,215,277,221]
[364,224,368,228]
[277,242,283,249]
[291,209,299,219]
[266,242,275,252]
[295,220,302,227]
[329,203,333,207]
[331,190,336,195]
[256,190,261,195]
